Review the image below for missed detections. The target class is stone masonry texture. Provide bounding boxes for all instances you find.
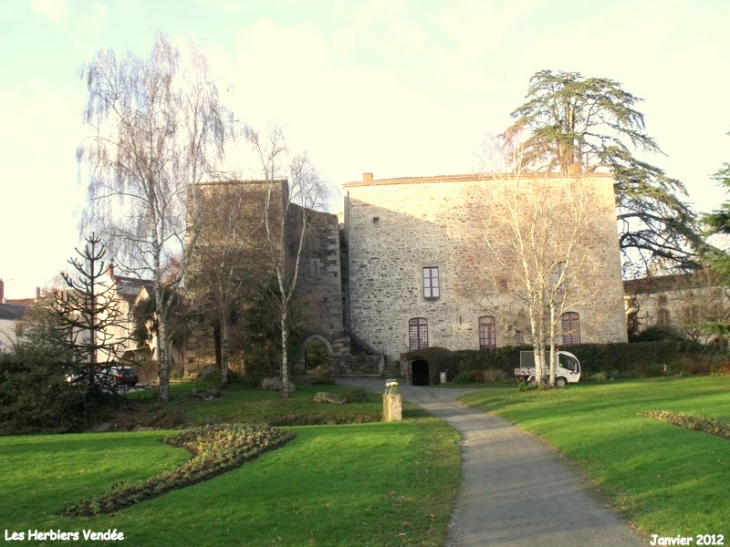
[344,173,628,362]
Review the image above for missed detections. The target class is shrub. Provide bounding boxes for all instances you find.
[341,386,369,403]
[482,368,507,382]
[586,371,608,382]
[451,371,474,384]
[711,359,730,375]
[0,353,91,435]
[239,371,266,390]
[631,325,687,342]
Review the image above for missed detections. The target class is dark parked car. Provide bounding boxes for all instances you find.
[97,366,138,388]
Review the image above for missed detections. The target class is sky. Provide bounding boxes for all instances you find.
[1,0,729,299]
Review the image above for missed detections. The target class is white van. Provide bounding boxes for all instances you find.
[514,351,581,387]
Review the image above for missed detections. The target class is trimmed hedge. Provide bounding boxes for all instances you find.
[404,340,708,382]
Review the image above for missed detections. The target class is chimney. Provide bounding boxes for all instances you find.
[0,279,4,303]
[363,172,373,182]
[36,287,41,301]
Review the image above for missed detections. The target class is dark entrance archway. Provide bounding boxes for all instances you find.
[297,335,334,374]
[411,359,430,386]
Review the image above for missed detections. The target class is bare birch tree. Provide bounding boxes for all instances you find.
[78,32,235,402]
[249,126,331,398]
[481,174,592,386]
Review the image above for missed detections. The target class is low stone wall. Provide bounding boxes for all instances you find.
[334,353,384,376]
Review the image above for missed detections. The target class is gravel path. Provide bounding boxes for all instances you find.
[337,378,647,547]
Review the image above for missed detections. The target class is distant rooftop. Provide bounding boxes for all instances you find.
[0,303,28,321]
[624,272,712,294]
[343,171,613,188]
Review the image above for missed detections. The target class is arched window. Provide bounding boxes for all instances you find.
[478,316,496,349]
[409,317,428,350]
[561,312,581,345]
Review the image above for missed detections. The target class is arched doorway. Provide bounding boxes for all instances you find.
[411,359,430,386]
[299,335,334,374]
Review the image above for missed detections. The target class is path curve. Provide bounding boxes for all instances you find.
[337,378,647,547]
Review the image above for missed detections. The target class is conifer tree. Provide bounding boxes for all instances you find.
[507,70,703,272]
[54,234,127,389]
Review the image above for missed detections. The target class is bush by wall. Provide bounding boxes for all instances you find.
[405,341,709,382]
[559,341,705,378]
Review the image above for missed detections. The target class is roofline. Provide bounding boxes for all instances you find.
[343,172,613,188]
[191,179,287,187]
[623,271,712,294]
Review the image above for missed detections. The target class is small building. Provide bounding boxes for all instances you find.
[0,279,33,351]
[624,271,730,343]
[0,303,27,351]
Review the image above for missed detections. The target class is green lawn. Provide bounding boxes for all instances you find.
[459,376,730,538]
[5,376,729,544]
[0,386,459,547]
[124,383,384,427]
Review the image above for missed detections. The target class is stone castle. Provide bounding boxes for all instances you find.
[189,172,628,378]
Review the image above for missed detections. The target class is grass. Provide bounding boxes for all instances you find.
[124,382,383,427]
[0,384,460,546]
[458,376,730,538]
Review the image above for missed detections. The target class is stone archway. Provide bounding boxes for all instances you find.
[411,359,430,386]
[298,334,334,374]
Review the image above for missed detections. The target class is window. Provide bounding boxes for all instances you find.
[409,317,428,350]
[514,330,524,345]
[372,216,380,226]
[478,316,496,349]
[657,308,671,327]
[422,267,440,299]
[561,312,581,345]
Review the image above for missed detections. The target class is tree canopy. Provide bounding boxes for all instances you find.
[507,70,703,273]
[697,135,730,344]
[703,134,730,279]
[78,32,236,402]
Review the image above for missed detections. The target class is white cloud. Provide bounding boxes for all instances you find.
[30,0,66,23]
[218,17,481,186]
[0,80,84,297]
[431,0,534,90]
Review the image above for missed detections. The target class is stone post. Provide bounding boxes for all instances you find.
[383,393,402,422]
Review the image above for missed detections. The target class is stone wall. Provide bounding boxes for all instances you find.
[186,180,348,373]
[344,173,628,362]
[293,207,347,346]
